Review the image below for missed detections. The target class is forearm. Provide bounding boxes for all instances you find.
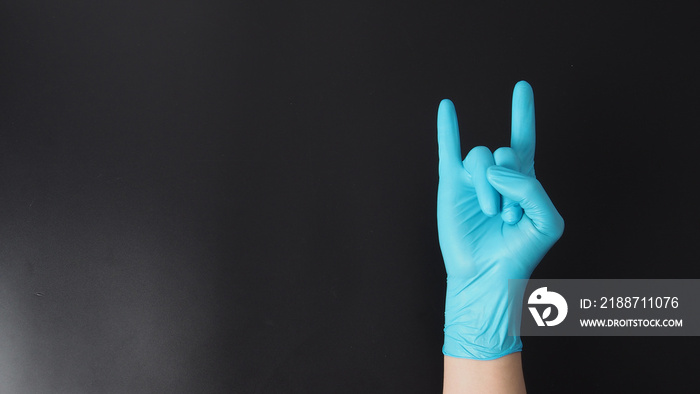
[443,353,526,394]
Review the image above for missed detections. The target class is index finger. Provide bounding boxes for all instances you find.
[437,99,463,175]
[511,81,536,176]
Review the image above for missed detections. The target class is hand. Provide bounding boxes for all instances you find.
[437,81,564,360]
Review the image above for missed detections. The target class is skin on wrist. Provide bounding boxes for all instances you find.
[443,353,526,394]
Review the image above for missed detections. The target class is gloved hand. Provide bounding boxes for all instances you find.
[437,81,564,360]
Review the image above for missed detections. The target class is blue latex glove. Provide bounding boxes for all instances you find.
[437,81,564,360]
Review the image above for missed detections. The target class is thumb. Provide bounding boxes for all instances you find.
[486,165,564,240]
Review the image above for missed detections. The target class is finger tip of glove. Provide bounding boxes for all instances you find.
[438,100,456,123]
[439,99,455,110]
[502,208,522,224]
[514,80,532,93]
[486,165,508,179]
[481,202,499,217]
[483,209,498,217]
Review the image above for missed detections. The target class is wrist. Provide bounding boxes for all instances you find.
[443,276,524,360]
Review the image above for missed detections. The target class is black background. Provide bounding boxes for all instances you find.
[1,1,698,393]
